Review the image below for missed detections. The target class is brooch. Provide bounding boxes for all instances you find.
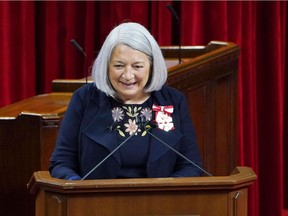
[152,104,175,132]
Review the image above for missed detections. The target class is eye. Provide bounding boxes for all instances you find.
[114,64,124,69]
[133,65,144,70]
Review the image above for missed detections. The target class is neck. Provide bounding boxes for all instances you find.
[116,93,151,104]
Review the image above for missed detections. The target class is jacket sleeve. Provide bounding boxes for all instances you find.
[49,88,87,180]
[171,92,204,177]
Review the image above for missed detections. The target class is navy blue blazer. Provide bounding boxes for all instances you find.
[49,83,203,179]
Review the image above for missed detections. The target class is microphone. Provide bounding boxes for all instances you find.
[138,116,213,177]
[70,39,87,57]
[166,4,182,64]
[70,39,88,83]
[166,4,180,23]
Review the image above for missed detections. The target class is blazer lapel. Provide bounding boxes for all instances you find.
[82,98,121,165]
[148,127,183,163]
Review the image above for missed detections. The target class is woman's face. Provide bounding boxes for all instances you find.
[108,44,151,104]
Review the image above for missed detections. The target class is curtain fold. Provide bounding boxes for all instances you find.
[254,2,285,215]
[237,2,260,215]
[0,1,287,216]
[0,1,36,106]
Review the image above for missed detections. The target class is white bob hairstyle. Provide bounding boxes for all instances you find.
[91,22,168,98]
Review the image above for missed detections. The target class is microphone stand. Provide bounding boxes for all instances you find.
[146,128,213,177]
[81,117,212,180]
[81,131,136,180]
[70,39,88,84]
[166,4,182,64]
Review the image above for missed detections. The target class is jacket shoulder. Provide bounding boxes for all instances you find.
[154,85,185,104]
[163,85,184,97]
[73,83,107,104]
[74,83,97,96]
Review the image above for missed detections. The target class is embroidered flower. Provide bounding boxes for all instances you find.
[141,108,152,121]
[111,107,124,122]
[124,119,139,136]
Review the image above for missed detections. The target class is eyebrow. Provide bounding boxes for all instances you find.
[111,59,146,64]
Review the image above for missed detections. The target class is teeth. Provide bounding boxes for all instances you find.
[122,82,135,86]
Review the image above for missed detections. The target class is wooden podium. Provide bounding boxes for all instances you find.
[28,167,256,216]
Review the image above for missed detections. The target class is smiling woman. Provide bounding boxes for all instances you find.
[49,22,204,181]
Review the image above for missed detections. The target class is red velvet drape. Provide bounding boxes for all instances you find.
[0,1,287,216]
[0,1,36,106]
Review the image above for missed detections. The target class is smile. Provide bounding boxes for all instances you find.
[120,81,137,88]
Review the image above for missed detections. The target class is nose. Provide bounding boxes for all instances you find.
[122,66,134,80]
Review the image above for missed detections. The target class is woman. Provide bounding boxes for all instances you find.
[49,22,203,180]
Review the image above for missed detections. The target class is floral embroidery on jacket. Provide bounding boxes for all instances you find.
[111,107,124,122]
[111,105,152,137]
[124,119,140,136]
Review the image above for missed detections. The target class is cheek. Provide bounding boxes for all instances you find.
[142,70,151,82]
[108,68,119,80]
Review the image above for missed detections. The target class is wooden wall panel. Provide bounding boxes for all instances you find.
[0,93,71,216]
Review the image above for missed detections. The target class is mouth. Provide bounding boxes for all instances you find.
[120,81,137,89]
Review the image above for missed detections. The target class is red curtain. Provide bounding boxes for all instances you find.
[0,1,287,216]
[0,1,36,106]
